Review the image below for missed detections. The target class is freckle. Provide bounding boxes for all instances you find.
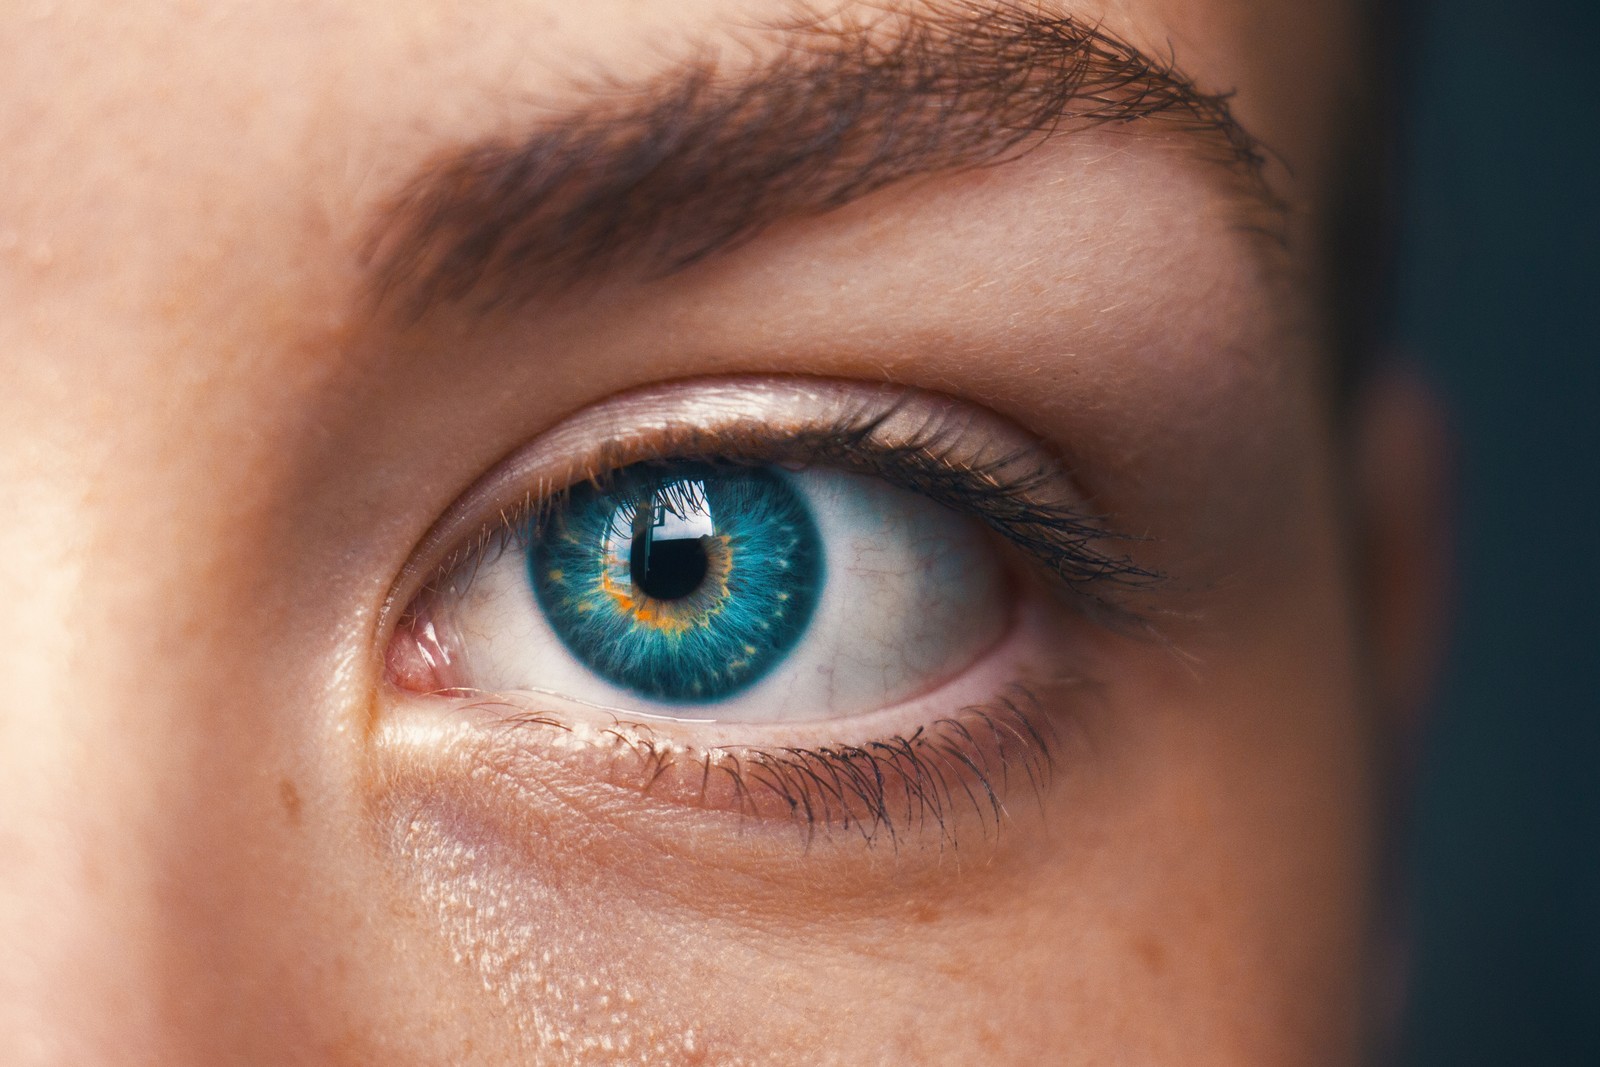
[278,779,303,826]
[1133,935,1168,975]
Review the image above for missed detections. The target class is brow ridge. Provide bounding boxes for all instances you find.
[367,0,1274,315]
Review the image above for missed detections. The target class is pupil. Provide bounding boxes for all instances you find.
[633,534,710,600]
[630,491,713,601]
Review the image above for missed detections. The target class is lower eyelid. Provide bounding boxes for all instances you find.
[499,688,1054,842]
[379,590,1084,848]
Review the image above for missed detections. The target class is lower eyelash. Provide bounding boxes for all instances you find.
[466,682,1062,851]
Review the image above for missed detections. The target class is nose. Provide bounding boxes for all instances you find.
[0,446,171,1060]
[0,402,349,1064]
[0,433,235,1063]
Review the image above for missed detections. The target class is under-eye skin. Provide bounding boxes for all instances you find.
[382,377,1156,846]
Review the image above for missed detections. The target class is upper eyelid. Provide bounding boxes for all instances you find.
[514,428,1157,593]
[379,375,1157,635]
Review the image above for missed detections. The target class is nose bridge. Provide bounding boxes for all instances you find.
[0,343,372,1062]
[0,714,175,1065]
[0,17,355,1056]
[0,441,205,1063]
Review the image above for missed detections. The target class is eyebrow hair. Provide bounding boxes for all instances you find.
[366,0,1274,315]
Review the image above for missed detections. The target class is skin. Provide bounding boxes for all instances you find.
[0,1,1450,1064]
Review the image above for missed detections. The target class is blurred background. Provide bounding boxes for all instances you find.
[1393,1,1599,1063]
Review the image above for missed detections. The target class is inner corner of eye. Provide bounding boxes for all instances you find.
[383,603,459,695]
[385,458,1017,722]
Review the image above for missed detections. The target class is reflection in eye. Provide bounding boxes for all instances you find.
[385,380,1154,840]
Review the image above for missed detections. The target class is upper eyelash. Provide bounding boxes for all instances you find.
[756,402,1161,591]
[417,392,1160,614]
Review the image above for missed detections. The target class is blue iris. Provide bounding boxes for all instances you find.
[528,461,824,703]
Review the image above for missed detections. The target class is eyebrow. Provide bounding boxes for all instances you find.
[366,0,1274,314]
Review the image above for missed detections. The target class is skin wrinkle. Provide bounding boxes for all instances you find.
[366,0,1281,315]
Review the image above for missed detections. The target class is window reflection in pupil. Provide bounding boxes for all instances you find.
[630,484,715,601]
[633,531,710,600]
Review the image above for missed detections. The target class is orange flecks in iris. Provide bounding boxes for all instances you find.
[598,565,696,635]
[593,536,735,635]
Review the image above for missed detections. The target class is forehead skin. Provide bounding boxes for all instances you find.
[0,2,1374,1065]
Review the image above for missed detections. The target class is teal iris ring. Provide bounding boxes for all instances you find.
[529,461,824,703]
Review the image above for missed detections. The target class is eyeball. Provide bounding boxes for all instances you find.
[421,460,1010,723]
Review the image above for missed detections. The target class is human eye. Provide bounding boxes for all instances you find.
[380,376,1153,847]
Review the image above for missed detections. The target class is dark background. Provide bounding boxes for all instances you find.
[1393,1,1599,1062]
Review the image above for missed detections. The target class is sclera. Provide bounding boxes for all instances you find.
[440,468,1009,723]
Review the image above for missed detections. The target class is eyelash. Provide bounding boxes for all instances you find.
[470,684,1058,850]
[409,396,1155,611]
[391,382,1150,846]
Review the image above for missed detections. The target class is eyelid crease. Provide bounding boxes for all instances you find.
[386,376,1161,636]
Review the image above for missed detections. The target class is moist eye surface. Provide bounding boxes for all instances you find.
[529,461,823,703]
[384,379,1155,728]
[380,380,1129,840]
[419,467,1009,723]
